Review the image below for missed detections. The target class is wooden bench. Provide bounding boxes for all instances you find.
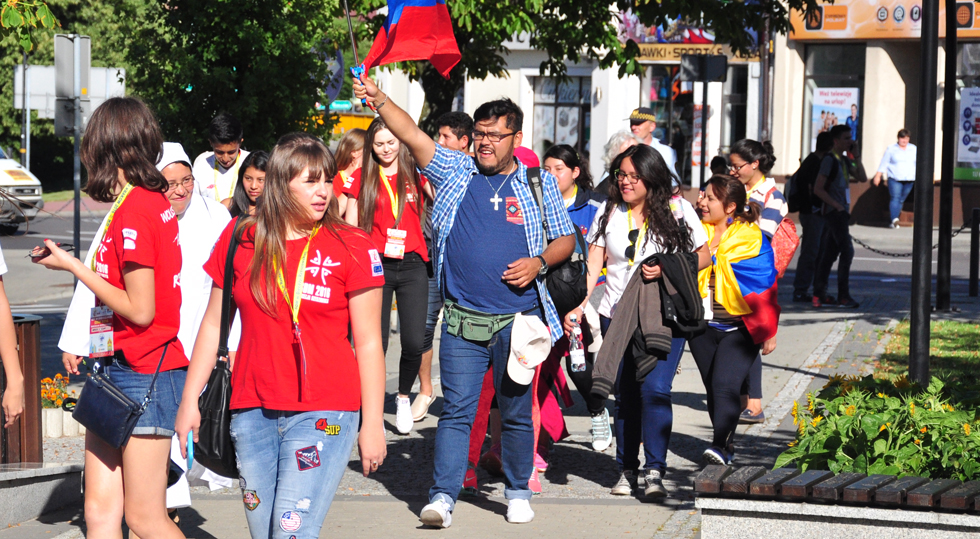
[694,465,980,538]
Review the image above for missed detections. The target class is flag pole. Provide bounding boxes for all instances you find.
[342,0,376,112]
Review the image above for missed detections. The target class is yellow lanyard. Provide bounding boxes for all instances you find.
[747,176,767,199]
[626,205,647,267]
[91,183,135,272]
[379,169,400,221]
[339,170,349,186]
[213,152,242,201]
[274,224,320,402]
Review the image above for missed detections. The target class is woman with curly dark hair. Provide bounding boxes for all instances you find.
[580,144,709,499]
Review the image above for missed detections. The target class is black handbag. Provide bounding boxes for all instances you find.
[193,227,240,478]
[72,345,169,449]
[526,167,588,316]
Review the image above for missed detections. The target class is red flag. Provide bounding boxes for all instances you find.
[362,0,461,79]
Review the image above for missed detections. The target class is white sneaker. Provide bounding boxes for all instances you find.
[420,499,452,528]
[610,470,635,496]
[590,408,612,452]
[506,498,534,523]
[891,218,900,229]
[395,396,413,434]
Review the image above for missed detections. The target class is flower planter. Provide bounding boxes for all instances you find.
[41,408,84,438]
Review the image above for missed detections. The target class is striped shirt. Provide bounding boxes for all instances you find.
[747,176,789,239]
[422,144,576,343]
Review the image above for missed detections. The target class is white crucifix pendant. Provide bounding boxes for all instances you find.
[490,194,502,211]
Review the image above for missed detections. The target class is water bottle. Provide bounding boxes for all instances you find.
[569,314,586,373]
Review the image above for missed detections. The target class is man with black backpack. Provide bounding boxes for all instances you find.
[789,132,833,302]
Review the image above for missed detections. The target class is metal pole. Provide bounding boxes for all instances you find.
[971,207,979,297]
[20,53,26,168]
[759,19,771,141]
[937,2,957,311]
[909,0,939,385]
[72,35,81,262]
[24,61,30,171]
[700,66,708,188]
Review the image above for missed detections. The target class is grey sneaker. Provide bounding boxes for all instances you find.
[590,408,612,451]
[643,469,668,499]
[610,470,635,496]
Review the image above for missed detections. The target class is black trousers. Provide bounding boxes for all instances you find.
[688,325,761,449]
[381,252,429,395]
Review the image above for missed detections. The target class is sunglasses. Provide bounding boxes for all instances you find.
[625,228,640,263]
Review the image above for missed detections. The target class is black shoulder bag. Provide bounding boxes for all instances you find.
[73,346,169,449]
[193,228,241,478]
[526,167,588,316]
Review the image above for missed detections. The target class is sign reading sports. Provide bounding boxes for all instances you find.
[790,0,980,39]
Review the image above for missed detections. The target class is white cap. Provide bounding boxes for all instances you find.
[156,142,192,172]
[506,313,551,386]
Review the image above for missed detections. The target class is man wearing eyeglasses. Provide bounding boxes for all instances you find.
[354,74,576,528]
[59,142,232,526]
[629,107,678,182]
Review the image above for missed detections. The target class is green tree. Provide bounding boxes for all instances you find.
[355,0,822,136]
[127,0,354,157]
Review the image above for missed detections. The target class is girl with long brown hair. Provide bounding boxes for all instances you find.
[332,128,367,218]
[175,134,386,539]
[33,97,189,539]
[342,117,432,435]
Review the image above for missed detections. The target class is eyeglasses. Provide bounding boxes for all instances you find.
[625,228,640,263]
[614,170,642,184]
[728,162,750,174]
[471,131,517,143]
[166,177,195,192]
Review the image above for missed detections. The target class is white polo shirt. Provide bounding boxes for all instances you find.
[193,149,251,202]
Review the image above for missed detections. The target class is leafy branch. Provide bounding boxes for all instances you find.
[0,1,58,51]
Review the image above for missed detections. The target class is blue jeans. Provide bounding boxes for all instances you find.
[792,212,825,296]
[888,180,914,222]
[231,408,359,539]
[429,322,533,509]
[422,270,443,352]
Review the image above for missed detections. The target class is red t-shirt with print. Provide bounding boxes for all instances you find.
[333,170,356,198]
[340,168,429,261]
[204,220,385,412]
[92,186,188,373]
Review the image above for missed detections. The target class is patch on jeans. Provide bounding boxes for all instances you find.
[295,446,321,471]
[239,477,247,489]
[280,511,302,532]
[242,490,260,511]
[295,498,311,510]
[315,418,342,435]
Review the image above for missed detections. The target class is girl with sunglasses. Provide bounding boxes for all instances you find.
[580,144,709,499]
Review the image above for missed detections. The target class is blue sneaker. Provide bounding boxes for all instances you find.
[702,446,731,466]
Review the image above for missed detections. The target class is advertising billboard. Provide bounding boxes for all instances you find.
[789,0,980,40]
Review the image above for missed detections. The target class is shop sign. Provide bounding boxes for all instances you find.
[955,87,980,180]
[790,0,980,40]
[636,43,758,63]
[620,11,760,63]
[809,88,860,152]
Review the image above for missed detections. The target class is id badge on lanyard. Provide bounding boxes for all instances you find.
[384,228,407,259]
[88,183,134,358]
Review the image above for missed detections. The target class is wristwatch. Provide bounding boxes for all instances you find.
[536,255,549,275]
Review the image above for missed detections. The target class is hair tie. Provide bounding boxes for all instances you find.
[743,205,750,213]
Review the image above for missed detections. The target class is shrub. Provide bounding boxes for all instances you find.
[774,374,980,480]
[40,373,74,409]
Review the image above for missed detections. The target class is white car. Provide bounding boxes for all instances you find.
[0,148,43,235]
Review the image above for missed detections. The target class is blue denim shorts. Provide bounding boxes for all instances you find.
[101,359,186,437]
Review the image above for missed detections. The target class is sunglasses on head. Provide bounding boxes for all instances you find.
[625,228,640,263]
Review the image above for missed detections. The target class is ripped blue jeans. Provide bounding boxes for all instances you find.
[231,408,359,539]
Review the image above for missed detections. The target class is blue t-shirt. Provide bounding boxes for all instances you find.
[444,172,538,314]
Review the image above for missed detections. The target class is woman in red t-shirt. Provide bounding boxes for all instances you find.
[33,97,189,539]
[332,128,366,219]
[342,117,432,435]
[175,134,386,539]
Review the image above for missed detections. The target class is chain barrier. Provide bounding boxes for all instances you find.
[850,221,971,258]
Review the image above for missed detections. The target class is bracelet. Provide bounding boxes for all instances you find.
[375,93,388,110]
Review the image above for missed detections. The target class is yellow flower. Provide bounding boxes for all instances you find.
[844,405,856,416]
[807,395,815,413]
[914,438,921,445]
[811,416,824,427]
[894,375,911,389]
[920,427,927,434]
[788,440,798,447]
[41,377,52,384]
[964,424,972,436]
[55,399,62,407]
[910,402,916,415]
[798,421,806,436]
[792,401,799,424]
[877,392,885,398]
[880,424,887,432]
[54,373,62,380]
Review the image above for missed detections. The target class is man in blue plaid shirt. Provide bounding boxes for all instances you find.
[354,75,575,527]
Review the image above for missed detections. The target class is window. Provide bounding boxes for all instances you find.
[640,65,693,185]
[532,77,591,159]
[803,44,866,154]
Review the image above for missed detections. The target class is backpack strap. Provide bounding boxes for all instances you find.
[217,221,242,360]
[526,167,550,248]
